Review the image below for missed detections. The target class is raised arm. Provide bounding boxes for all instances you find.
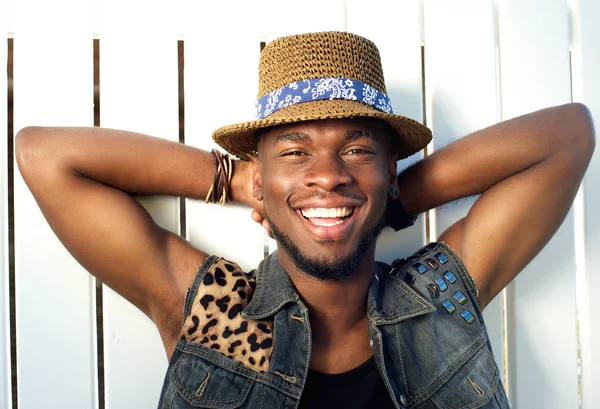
[397,103,595,310]
[15,127,254,353]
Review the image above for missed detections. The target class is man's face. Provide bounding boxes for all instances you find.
[254,118,398,280]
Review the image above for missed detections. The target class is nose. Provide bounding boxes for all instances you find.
[302,152,353,191]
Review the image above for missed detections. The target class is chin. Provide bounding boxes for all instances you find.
[269,215,385,281]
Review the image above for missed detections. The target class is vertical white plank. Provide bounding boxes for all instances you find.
[99,0,178,407]
[12,0,97,408]
[424,0,504,378]
[184,1,264,271]
[347,0,425,262]
[0,1,12,407]
[5,0,14,33]
[497,0,578,408]
[571,0,600,407]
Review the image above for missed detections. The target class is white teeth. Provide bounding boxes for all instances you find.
[310,219,346,227]
[300,207,353,219]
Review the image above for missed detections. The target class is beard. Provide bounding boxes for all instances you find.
[267,213,385,281]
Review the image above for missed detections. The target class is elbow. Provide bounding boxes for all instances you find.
[15,126,53,179]
[566,103,595,160]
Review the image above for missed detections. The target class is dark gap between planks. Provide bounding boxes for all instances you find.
[178,40,186,239]
[7,36,17,409]
[420,45,430,244]
[93,37,106,409]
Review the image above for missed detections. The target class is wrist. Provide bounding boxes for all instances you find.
[386,196,418,231]
[230,160,251,204]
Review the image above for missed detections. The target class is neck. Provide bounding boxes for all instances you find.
[278,247,377,373]
[279,246,376,341]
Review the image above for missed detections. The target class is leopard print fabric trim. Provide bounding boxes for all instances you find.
[180,258,274,372]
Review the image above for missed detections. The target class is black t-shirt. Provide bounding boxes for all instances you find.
[298,357,396,409]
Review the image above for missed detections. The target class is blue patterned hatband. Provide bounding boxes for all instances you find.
[254,77,394,119]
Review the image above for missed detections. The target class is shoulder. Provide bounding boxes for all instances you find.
[183,256,258,322]
[384,241,480,305]
[178,256,273,372]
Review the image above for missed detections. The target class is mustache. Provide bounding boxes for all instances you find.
[288,190,367,207]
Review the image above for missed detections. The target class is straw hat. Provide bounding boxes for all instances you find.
[212,31,432,161]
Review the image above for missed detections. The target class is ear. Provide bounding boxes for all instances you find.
[251,156,263,201]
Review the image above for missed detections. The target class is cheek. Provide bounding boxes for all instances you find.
[374,186,390,216]
[362,170,390,215]
[261,166,298,213]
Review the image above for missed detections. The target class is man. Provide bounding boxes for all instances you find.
[16,32,594,409]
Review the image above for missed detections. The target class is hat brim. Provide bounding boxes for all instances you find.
[212,99,432,161]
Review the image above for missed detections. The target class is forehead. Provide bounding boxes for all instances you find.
[257,118,392,150]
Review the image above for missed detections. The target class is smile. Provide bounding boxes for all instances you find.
[299,207,355,227]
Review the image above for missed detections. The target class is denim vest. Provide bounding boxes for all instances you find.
[157,242,511,409]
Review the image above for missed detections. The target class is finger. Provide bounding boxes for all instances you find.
[262,219,273,238]
[251,209,264,223]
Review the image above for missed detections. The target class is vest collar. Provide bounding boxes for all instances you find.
[242,252,435,323]
[367,264,436,325]
[242,251,300,320]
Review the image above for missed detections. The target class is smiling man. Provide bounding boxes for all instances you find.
[16,32,594,409]
[258,120,393,282]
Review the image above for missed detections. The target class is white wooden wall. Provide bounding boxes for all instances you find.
[0,0,599,408]
[573,0,600,407]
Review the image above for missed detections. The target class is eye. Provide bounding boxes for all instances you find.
[281,150,307,156]
[345,148,374,155]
